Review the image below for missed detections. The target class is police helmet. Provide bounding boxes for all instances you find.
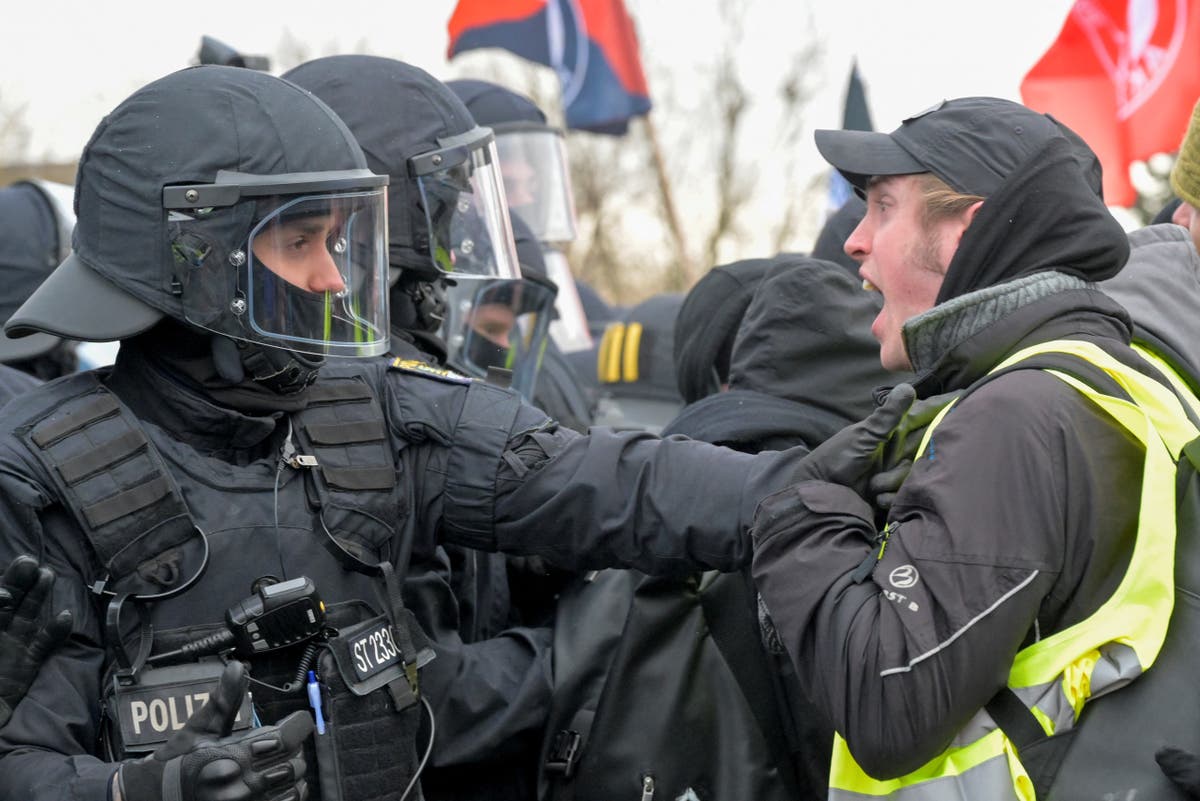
[443,214,557,399]
[283,57,520,289]
[6,66,391,360]
[446,79,578,246]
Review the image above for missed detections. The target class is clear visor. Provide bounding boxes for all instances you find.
[544,250,593,353]
[241,190,389,356]
[443,276,557,401]
[417,141,521,282]
[495,129,578,244]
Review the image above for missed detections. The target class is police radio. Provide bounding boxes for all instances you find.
[103,577,327,759]
[148,576,327,663]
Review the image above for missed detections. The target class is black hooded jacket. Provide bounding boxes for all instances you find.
[671,257,774,405]
[751,131,1152,783]
[667,257,895,449]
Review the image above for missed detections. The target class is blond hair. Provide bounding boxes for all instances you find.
[914,173,985,229]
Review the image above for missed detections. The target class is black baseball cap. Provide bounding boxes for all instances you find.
[815,96,1102,199]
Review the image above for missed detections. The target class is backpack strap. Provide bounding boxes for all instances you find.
[700,571,804,798]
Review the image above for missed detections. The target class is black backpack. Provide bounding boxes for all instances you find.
[536,566,827,801]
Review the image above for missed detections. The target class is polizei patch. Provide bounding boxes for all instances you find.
[108,663,253,755]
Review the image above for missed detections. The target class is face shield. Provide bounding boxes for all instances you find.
[443,276,557,401]
[543,249,593,353]
[494,123,578,245]
[410,127,521,283]
[165,169,390,358]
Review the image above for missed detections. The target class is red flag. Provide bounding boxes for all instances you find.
[447,0,651,134]
[1020,0,1200,206]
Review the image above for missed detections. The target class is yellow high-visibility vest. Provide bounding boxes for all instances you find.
[828,339,1199,801]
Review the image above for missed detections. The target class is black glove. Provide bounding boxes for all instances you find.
[0,555,72,728]
[118,661,313,801]
[792,384,918,498]
[1158,747,1200,799]
[868,390,963,512]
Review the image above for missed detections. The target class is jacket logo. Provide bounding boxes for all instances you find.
[889,565,919,589]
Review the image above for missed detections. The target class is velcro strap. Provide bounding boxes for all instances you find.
[30,392,120,447]
[321,466,396,492]
[306,420,386,446]
[307,381,374,404]
[443,381,523,543]
[83,475,172,530]
[55,429,146,485]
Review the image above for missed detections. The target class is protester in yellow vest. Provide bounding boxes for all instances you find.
[749,97,1199,799]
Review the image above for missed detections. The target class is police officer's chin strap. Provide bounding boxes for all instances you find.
[211,336,323,398]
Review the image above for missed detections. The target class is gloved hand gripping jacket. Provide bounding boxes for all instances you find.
[116,661,314,801]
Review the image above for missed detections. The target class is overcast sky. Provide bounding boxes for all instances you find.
[2,0,1076,164]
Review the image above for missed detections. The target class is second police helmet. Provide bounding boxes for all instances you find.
[283,56,521,289]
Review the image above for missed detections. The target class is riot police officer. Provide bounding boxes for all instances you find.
[0,64,831,801]
[281,56,559,801]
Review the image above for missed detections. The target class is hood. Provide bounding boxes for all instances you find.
[673,256,778,403]
[1102,223,1200,380]
[936,136,1129,303]
[730,257,898,425]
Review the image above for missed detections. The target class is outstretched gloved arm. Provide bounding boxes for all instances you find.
[0,555,72,729]
[790,384,918,497]
[115,661,313,801]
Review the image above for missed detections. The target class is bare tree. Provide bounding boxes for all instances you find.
[699,0,753,274]
[771,35,824,253]
[0,91,32,165]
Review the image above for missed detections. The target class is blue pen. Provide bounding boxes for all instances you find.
[307,670,326,735]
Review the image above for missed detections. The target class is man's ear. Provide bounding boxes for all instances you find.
[947,200,985,251]
[961,199,984,229]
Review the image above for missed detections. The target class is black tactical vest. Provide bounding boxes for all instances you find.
[11,365,438,801]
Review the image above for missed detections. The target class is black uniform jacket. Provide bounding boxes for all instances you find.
[0,345,801,800]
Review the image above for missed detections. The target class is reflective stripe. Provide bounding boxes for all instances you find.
[597,323,624,384]
[830,730,1029,801]
[829,339,1197,800]
[622,322,643,383]
[879,570,1040,677]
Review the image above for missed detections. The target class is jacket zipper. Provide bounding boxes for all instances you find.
[851,522,898,583]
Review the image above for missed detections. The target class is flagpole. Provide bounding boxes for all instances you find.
[640,111,695,288]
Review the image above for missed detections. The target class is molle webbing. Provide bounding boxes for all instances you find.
[297,379,395,493]
[18,380,195,585]
[291,375,404,565]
